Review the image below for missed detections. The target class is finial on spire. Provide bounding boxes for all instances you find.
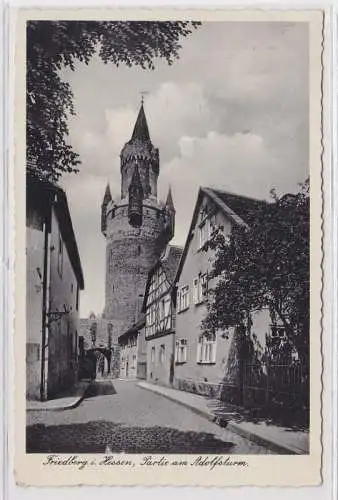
[140,90,149,106]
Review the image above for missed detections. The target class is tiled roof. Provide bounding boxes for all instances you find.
[161,245,183,285]
[174,187,267,284]
[207,188,266,225]
[118,314,146,343]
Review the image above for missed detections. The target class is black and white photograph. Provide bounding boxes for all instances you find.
[14,8,323,487]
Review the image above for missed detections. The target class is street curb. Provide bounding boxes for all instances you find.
[227,422,297,455]
[26,383,90,412]
[138,382,215,423]
[138,382,305,455]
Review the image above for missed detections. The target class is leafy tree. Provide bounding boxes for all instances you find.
[202,179,310,364]
[27,20,200,181]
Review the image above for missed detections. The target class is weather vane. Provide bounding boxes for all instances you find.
[140,90,149,105]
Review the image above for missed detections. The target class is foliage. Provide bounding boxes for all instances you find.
[202,179,310,363]
[27,21,200,181]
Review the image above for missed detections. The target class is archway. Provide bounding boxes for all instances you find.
[89,347,111,379]
[80,347,111,380]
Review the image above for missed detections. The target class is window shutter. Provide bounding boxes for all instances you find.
[183,343,187,362]
[176,289,181,312]
[196,337,202,363]
[201,273,208,298]
[193,278,198,304]
[211,336,217,363]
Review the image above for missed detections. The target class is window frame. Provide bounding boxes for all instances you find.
[197,333,217,364]
[175,338,188,364]
[178,285,190,313]
[159,344,165,364]
[193,273,208,305]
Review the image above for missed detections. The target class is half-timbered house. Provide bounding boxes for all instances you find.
[142,245,183,386]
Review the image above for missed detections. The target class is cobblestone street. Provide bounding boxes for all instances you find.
[26,380,272,454]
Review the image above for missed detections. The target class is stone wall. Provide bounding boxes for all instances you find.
[104,201,166,337]
[79,317,119,350]
[79,317,120,379]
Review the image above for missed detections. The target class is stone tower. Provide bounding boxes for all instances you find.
[101,102,175,336]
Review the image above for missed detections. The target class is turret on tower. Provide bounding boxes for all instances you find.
[164,186,176,241]
[101,182,112,236]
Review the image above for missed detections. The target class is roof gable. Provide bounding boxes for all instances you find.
[174,187,267,283]
[142,244,183,312]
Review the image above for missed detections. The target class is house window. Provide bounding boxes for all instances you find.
[151,346,155,364]
[57,231,63,277]
[146,304,157,337]
[199,219,210,248]
[198,215,216,249]
[175,338,187,364]
[159,344,165,364]
[177,285,189,312]
[197,333,217,364]
[132,354,136,369]
[193,274,208,304]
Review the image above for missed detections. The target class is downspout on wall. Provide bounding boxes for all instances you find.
[40,202,51,401]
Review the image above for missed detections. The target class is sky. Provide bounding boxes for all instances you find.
[60,21,309,318]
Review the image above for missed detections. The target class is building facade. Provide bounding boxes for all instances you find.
[119,317,147,380]
[174,187,271,401]
[143,245,183,386]
[26,174,84,400]
[101,103,175,338]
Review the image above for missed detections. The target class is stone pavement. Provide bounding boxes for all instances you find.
[26,380,90,411]
[138,381,309,455]
[27,379,271,454]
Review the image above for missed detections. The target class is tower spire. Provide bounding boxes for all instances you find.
[131,102,150,142]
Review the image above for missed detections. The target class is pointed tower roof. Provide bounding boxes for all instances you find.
[102,182,112,203]
[165,186,175,211]
[131,103,150,142]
